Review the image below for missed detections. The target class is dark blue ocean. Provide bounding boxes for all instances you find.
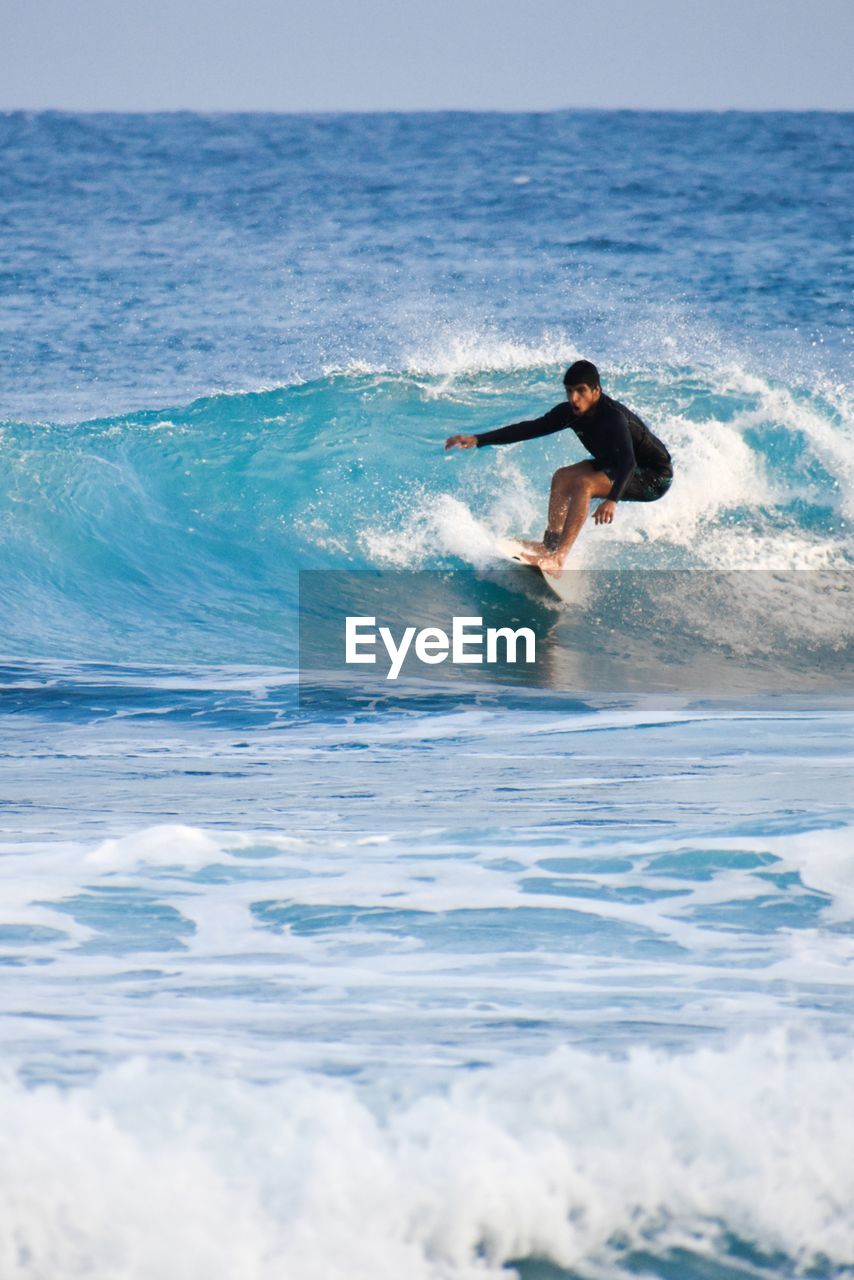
[1,111,853,1279]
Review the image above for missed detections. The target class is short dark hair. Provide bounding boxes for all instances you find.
[563,360,601,389]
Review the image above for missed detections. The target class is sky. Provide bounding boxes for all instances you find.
[2,0,853,112]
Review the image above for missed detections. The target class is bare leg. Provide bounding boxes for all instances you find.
[520,462,612,569]
[547,462,601,537]
[553,488,594,559]
[515,464,596,562]
[547,472,574,535]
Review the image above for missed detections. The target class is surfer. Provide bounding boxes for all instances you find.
[444,361,673,572]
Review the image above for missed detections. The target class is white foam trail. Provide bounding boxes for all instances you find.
[361,492,498,568]
[361,451,542,569]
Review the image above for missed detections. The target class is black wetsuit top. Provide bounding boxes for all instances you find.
[475,393,672,503]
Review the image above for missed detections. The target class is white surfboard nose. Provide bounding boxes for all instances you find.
[493,534,583,604]
[494,536,529,562]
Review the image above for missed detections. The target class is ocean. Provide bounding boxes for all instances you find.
[1,109,853,1278]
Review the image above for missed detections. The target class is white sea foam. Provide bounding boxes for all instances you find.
[86,824,238,869]
[4,815,854,1024]
[329,328,581,386]
[360,442,544,569]
[2,1034,854,1279]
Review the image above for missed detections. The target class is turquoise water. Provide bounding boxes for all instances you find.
[1,110,853,1279]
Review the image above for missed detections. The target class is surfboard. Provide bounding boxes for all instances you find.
[494,537,578,604]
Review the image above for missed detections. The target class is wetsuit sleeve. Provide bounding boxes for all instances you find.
[475,403,570,447]
[602,408,637,502]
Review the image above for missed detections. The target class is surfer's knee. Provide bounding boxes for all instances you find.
[550,466,575,492]
[564,468,596,495]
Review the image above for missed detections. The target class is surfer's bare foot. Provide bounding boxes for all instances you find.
[518,545,546,566]
[517,539,546,555]
[536,552,566,575]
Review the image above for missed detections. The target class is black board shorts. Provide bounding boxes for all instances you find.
[598,464,673,503]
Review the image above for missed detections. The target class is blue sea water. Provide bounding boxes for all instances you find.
[1,110,853,1279]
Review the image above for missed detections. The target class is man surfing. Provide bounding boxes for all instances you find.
[444,360,673,573]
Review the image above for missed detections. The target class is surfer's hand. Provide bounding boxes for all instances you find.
[444,434,477,450]
[593,500,617,525]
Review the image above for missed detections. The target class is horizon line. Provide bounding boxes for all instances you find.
[2,104,852,116]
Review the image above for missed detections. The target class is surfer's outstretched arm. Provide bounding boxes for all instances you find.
[445,402,572,451]
[472,403,571,448]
